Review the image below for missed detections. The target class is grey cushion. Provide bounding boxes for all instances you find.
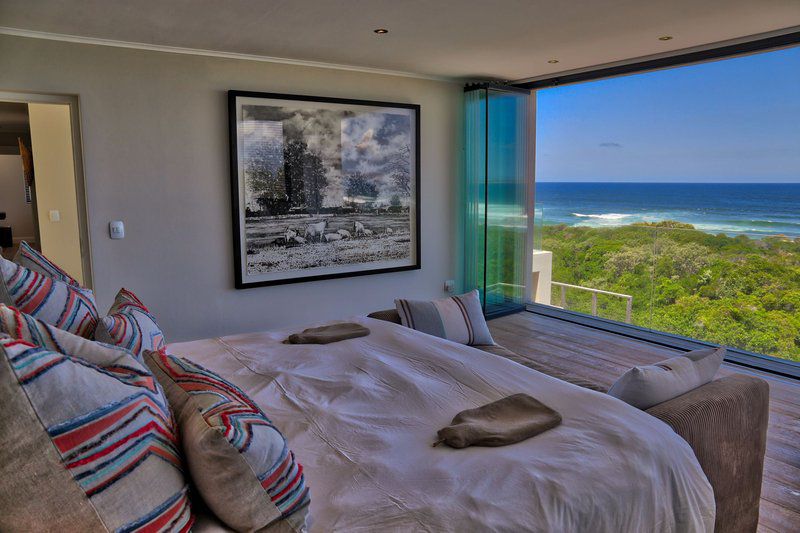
[394,290,494,346]
[608,347,726,409]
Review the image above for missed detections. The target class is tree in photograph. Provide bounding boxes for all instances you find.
[245,142,286,215]
[283,139,309,209]
[388,144,412,197]
[390,194,402,207]
[302,150,328,214]
[345,171,379,199]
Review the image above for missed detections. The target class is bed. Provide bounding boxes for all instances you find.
[167,317,715,532]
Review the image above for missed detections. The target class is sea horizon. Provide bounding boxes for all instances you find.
[495,182,800,239]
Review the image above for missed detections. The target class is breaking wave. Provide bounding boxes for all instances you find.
[572,213,633,220]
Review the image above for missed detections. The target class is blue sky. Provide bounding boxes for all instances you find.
[535,45,800,183]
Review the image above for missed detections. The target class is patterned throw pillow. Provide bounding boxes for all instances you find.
[395,289,495,346]
[0,255,98,338]
[145,350,310,532]
[0,335,193,532]
[96,288,165,358]
[13,241,81,287]
[0,303,133,368]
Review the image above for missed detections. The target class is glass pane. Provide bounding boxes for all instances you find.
[463,89,487,306]
[485,89,530,315]
[532,45,800,364]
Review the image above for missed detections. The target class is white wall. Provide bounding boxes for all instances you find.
[0,154,35,242]
[0,35,462,341]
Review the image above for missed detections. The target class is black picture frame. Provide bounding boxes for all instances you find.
[229,90,421,289]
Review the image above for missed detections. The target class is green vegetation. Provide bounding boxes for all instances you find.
[542,222,800,362]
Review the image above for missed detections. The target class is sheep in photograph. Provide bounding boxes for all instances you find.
[337,229,352,239]
[363,228,373,236]
[384,227,394,236]
[285,227,297,242]
[354,221,365,237]
[304,219,328,242]
[293,236,307,245]
[324,233,343,242]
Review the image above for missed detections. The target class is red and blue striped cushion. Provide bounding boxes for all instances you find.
[13,241,81,287]
[0,333,193,532]
[96,288,165,358]
[145,350,310,531]
[0,255,98,338]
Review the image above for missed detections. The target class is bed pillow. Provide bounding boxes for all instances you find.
[608,346,726,409]
[0,303,135,366]
[96,288,165,358]
[0,335,193,532]
[395,289,494,346]
[0,255,98,338]
[144,349,310,532]
[13,241,81,287]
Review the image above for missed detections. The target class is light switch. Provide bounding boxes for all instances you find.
[109,220,125,240]
[444,279,456,293]
[49,210,61,222]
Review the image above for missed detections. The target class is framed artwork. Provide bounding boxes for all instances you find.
[229,90,420,288]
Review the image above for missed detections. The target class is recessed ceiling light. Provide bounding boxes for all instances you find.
[658,35,673,41]
[374,28,389,34]
[547,59,559,64]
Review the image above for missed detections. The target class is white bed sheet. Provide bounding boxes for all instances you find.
[169,317,715,533]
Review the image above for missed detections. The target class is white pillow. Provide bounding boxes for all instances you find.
[607,347,725,409]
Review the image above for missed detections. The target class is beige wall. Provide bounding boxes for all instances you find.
[0,154,36,242]
[0,34,462,341]
[27,103,85,284]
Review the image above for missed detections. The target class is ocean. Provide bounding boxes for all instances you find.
[529,182,800,238]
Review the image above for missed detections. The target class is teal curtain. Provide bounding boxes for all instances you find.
[463,86,531,316]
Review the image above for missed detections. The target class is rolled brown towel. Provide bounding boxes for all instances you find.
[284,322,370,345]
[434,393,562,448]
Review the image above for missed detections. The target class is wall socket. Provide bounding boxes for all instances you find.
[444,279,455,293]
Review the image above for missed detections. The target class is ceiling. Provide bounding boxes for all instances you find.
[1,0,799,80]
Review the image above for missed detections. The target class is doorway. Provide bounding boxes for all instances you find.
[0,92,92,287]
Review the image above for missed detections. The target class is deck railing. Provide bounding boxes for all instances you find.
[551,281,633,323]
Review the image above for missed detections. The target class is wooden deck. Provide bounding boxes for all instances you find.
[488,312,800,533]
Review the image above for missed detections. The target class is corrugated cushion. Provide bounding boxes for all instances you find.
[13,241,81,287]
[96,288,165,358]
[0,255,98,338]
[646,375,769,533]
[145,350,310,532]
[395,289,494,346]
[0,334,193,532]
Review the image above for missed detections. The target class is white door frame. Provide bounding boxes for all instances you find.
[0,91,93,289]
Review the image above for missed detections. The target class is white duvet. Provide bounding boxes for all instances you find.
[168,317,715,533]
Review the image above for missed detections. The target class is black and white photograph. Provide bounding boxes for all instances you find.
[229,91,420,288]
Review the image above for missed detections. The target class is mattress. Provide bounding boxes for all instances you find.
[168,317,715,532]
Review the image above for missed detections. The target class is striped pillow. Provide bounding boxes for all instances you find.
[0,335,193,532]
[96,288,165,358]
[145,350,310,532]
[13,241,81,287]
[0,255,98,338]
[0,303,135,366]
[395,289,494,346]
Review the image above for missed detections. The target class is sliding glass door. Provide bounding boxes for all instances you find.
[464,85,532,317]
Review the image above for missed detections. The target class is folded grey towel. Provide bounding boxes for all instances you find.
[434,393,562,448]
[284,322,370,345]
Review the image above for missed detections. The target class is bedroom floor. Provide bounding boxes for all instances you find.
[488,312,800,533]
